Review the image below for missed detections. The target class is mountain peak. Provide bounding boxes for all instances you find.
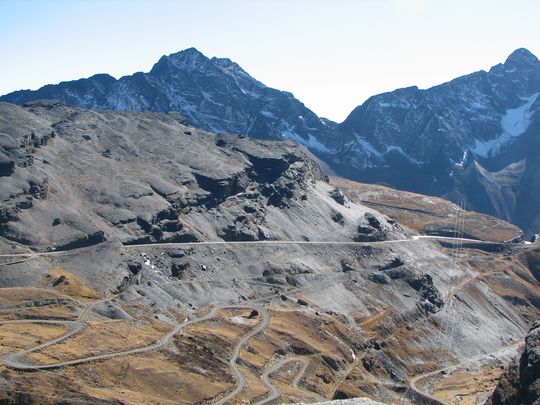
[210,56,265,91]
[172,47,204,57]
[166,47,209,70]
[504,48,539,68]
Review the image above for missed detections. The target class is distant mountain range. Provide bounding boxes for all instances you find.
[2,47,539,235]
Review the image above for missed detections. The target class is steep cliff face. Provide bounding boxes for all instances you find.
[489,319,540,405]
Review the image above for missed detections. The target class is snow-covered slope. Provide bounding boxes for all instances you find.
[472,92,539,157]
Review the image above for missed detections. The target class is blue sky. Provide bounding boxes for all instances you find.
[1,0,539,121]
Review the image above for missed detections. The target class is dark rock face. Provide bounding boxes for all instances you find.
[367,273,391,284]
[331,210,345,225]
[166,249,191,259]
[407,273,444,313]
[0,156,15,176]
[341,258,356,272]
[354,213,393,242]
[378,257,404,271]
[334,48,540,235]
[171,262,191,279]
[0,48,335,148]
[329,188,346,205]
[424,221,478,239]
[127,261,142,275]
[489,319,540,405]
[262,261,313,286]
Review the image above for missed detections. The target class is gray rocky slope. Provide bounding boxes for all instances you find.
[0,101,538,403]
[2,48,539,234]
[0,100,402,251]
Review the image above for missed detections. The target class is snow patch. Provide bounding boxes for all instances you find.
[305,134,331,153]
[353,133,382,159]
[230,316,250,325]
[472,93,539,157]
[455,151,468,168]
[377,99,412,109]
[470,101,485,109]
[385,145,423,165]
[283,125,330,154]
[201,90,225,107]
[260,110,276,119]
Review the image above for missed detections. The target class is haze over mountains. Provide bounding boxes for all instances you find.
[2,48,540,234]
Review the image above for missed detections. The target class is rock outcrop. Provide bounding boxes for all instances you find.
[489,319,540,405]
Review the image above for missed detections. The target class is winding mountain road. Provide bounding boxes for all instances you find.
[409,368,448,405]
[1,306,224,371]
[0,233,521,402]
[214,306,269,405]
[1,303,275,404]
[254,356,312,405]
[1,302,272,405]
[0,319,86,370]
[408,343,521,405]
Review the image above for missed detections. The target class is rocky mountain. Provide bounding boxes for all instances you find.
[334,48,540,235]
[0,48,336,150]
[488,245,540,405]
[2,48,540,234]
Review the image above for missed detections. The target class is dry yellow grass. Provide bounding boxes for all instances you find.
[38,267,101,300]
[0,287,70,305]
[66,350,234,404]
[26,320,162,363]
[229,367,268,404]
[358,309,393,338]
[0,305,78,321]
[432,365,504,405]
[269,310,349,357]
[332,177,522,242]
[0,323,68,355]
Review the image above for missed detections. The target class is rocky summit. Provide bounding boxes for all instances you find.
[0,100,539,404]
[0,48,335,147]
[2,48,540,235]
